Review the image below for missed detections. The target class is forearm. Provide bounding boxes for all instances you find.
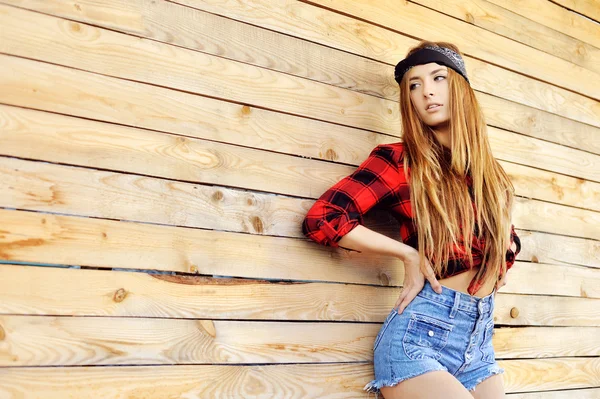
[337,224,415,261]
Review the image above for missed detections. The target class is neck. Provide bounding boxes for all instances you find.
[432,123,451,149]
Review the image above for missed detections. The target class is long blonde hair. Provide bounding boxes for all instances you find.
[399,40,515,289]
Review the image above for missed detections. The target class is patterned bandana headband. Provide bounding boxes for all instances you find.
[394,45,470,85]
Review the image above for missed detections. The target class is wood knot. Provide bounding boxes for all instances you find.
[212,191,224,201]
[0,324,5,341]
[531,255,539,263]
[113,288,127,303]
[509,307,519,318]
[379,271,390,286]
[197,320,216,338]
[241,105,251,116]
[190,265,198,273]
[251,216,264,233]
[324,148,338,161]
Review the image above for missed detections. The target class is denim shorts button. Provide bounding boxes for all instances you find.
[428,330,434,337]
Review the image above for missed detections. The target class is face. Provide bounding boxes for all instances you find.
[407,63,450,132]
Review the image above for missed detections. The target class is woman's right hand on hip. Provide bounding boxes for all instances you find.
[395,248,443,314]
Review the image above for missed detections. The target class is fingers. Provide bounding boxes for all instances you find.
[395,288,415,315]
[422,263,443,294]
[394,289,406,312]
[398,290,417,314]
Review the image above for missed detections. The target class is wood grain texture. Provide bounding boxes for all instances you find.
[550,0,600,23]
[485,0,600,48]
[164,0,600,127]
[411,0,600,75]
[1,265,600,326]
[302,0,600,100]
[1,314,599,367]
[0,315,378,366]
[1,208,599,293]
[0,359,598,396]
[1,0,599,138]
[0,4,399,136]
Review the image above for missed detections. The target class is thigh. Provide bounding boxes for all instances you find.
[470,374,505,399]
[380,370,474,399]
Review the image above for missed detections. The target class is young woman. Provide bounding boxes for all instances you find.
[302,41,521,398]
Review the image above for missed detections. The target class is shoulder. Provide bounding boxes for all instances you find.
[371,141,406,165]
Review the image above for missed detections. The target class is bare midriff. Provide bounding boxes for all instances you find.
[437,267,496,299]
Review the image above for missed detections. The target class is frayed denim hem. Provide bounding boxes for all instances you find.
[465,365,505,392]
[363,365,448,398]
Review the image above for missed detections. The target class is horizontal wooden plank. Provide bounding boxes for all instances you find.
[551,0,600,23]
[411,0,600,75]
[0,315,377,366]
[0,363,373,398]
[0,314,597,367]
[0,358,599,396]
[512,196,600,241]
[0,264,396,322]
[1,156,599,241]
[494,325,600,360]
[485,0,600,49]
[1,105,598,211]
[488,124,600,185]
[302,0,600,100]
[478,92,600,156]
[2,0,599,143]
[516,230,600,269]
[0,209,403,287]
[0,4,399,136]
[500,258,600,298]
[1,265,599,326]
[1,209,599,295]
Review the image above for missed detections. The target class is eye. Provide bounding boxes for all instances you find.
[409,75,446,91]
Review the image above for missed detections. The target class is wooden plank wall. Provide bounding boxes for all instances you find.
[0,0,599,397]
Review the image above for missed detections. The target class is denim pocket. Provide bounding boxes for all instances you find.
[479,319,496,364]
[402,312,453,360]
[373,309,398,352]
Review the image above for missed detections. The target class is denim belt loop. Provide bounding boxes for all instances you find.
[449,291,460,319]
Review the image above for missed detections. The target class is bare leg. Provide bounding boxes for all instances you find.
[379,370,474,399]
[470,374,505,399]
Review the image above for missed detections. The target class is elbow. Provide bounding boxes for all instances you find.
[301,210,340,248]
[301,201,361,248]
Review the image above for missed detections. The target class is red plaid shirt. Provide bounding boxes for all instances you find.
[302,142,521,295]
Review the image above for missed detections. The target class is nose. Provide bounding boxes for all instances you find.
[422,79,435,97]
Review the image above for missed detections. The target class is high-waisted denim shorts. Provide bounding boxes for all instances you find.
[363,280,505,397]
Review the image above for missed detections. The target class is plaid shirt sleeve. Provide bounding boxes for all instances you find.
[301,144,403,250]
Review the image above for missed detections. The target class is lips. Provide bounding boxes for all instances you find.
[426,103,442,110]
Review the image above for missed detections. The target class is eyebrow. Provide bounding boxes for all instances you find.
[409,68,447,81]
